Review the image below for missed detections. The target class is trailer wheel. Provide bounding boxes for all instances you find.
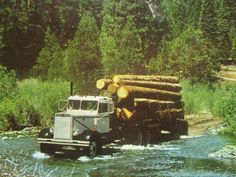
[134,131,143,145]
[142,129,150,146]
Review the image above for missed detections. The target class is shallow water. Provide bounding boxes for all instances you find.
[0,133,236,177]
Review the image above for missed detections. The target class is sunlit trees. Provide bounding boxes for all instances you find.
[149,27,219,83]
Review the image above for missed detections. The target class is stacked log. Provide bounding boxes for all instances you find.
[96,74,184,121]
[96,79,112,90]
[113,75,179,84]
[117,85,181,101]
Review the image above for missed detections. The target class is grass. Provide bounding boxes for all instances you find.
[181,80,236,131]
[0,79,69,130]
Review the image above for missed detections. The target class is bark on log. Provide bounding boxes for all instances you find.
[96,79,112,90]
[134,98,183,110]
[157,109,184,120]
[113,75,179,84]
[107,83,120,94]
[119,80,181,92]
[117,85,182,102]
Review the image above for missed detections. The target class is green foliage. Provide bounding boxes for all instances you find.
[149,27,219,83]
[229,27,236,61]
[0,65,17,100]
[182,81,236,130]
[31,27,65,80]
[100,1,144,75]
[162,0,202,37]
[0,79,69,130]
[65,13,101,94]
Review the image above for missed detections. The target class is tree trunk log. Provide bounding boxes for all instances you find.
[107,83,120,94]
[134,98,183,110]
[96,79,112,90]
[113,75,179,84]
[117,85,181,101]
[119,80,181,92]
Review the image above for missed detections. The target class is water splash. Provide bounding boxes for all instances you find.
[180,135,203,139]
[119,144,180,151]
[32,151,50,160]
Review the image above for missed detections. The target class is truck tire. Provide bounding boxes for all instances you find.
[177,120,188,135]
[88,140,102,157]
[142,129,150,146]
[40,143,55,155]
[134,131,143,145]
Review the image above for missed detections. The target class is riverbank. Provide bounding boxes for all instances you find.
[185,113,223,136]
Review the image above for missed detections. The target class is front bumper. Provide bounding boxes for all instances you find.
[37,138,90,147]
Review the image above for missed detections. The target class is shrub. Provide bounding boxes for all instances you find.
[0,79,69,130]
[0,65,17,100]
[181,80,236,130]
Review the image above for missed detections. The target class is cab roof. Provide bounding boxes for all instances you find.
[68,95,112,102]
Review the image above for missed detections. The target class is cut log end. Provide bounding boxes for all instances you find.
[96,79,112,90]
[108,83,120,94]
[117,86,129,99]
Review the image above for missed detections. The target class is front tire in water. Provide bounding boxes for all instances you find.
[88,140,102,157]
[40,143,55,155]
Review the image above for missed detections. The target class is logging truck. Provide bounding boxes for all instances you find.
[37,75,188,157]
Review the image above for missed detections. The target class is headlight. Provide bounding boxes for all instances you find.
[49,128,54,134]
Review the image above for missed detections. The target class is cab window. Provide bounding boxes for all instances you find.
[99,103,108,113]
[68,100,81,110]
[81,101,98,110]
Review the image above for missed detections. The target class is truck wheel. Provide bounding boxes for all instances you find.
[142,129,150,146]
[134,131,143,145]
[88,140,102,157]
[40,144,55,155]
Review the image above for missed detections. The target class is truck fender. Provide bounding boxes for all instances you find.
[38,128,53,138]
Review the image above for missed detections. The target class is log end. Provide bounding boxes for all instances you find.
[117,86,129,99]
[113,75,121,84]
[96,79,106,89]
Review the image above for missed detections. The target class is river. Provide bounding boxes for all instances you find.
[0,133,236,177]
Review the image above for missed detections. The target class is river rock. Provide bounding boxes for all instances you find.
[209,145,236,159]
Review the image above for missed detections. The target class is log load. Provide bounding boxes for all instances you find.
[96,79,112,90]
[117,85,181,102]
[119,80,181,92]
[113,75,179,84]
[157,109,184,120]
[107,83,120,94]
[134,98,183,110]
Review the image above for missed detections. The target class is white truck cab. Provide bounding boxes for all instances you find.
[37,95,115,157]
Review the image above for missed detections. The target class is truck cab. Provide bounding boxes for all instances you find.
[37,95,115,157]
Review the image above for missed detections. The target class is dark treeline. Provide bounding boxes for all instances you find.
[0,0,236,90]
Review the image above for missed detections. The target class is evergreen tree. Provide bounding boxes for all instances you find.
[216,0,231,61]
[149,27,219,83]
[31,27,64,80]
[65,13,101,94]
[200,0,218,47]
[100,0,144,75]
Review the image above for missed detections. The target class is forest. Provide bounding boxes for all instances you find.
[0,0,236,132]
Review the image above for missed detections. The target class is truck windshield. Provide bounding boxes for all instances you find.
[81,101,98,110]
[68,100,81,110]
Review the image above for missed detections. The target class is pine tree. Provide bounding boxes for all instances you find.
[31,27,64,80]
[65,13,101,94]
[149,27,219,83]
[216,0,231,61]
[100,0,144,75]
[200,0,218,46]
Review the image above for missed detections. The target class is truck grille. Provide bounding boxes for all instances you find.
[54,116,72,140]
